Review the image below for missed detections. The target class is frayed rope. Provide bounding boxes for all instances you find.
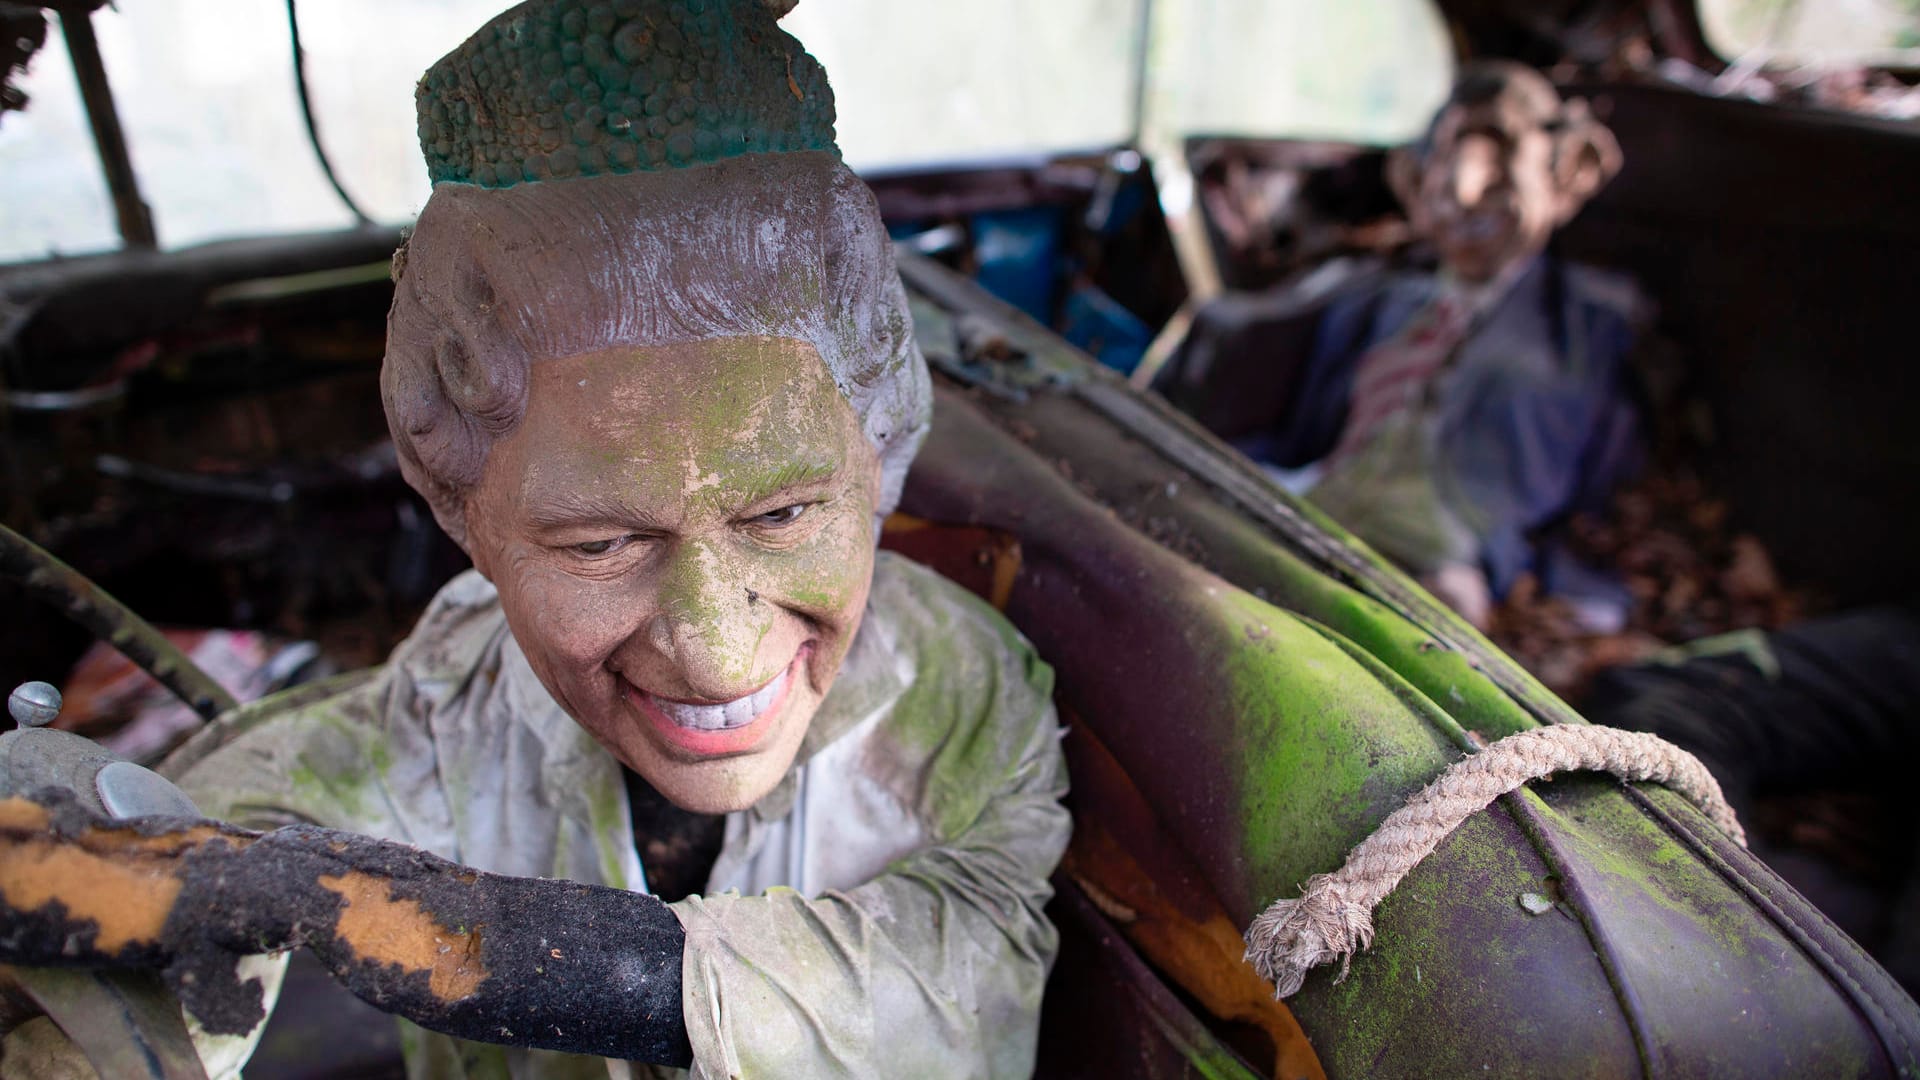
[1242,724,1743,999]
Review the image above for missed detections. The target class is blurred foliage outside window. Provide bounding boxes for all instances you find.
[3,0,1449,264]
[1700,0,1920,65]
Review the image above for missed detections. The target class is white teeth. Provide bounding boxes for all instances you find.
[648,666,789,731]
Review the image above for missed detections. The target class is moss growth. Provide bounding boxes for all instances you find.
[853,556,1050,840]
[1210,587,1458,894]
[1294,809,1634,1078]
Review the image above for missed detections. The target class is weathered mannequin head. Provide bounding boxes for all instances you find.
[1387,62,1622,283]
[382,0,929,812]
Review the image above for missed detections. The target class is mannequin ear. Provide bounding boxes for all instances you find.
[1551,99,1622,221]
[1385,145,1423,217]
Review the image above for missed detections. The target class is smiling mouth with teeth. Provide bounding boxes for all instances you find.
[622,647,809,757]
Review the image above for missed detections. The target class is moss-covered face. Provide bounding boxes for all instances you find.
[466,337,881,814]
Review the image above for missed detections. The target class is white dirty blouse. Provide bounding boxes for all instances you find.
[166,552,1070,1080]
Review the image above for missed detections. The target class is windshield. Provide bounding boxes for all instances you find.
[786,0,1140,169]
[0,1,507,263]
[1,1,1143,262]
[1141,0,1451,150]
[1,24,117,263]
[2,0,1447,264]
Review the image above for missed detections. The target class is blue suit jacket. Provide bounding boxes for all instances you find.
[1258,255,1646,593]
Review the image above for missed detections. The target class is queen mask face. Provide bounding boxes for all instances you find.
[465,337,882,813]
[383,3,929,815]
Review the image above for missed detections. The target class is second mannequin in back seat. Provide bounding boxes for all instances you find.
[1251,62,1645,627]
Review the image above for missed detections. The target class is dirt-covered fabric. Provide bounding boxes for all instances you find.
[168,551,1068,1079]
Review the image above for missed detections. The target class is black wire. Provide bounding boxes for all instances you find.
[286,0,373,225]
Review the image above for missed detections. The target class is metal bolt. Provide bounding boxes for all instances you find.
[8,681,61,728]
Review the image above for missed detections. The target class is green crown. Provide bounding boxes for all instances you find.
[417,0,837,188]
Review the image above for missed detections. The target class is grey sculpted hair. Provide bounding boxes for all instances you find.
[383,150,931,547]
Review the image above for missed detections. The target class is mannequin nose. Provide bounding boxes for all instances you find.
[647,614,677,660]
[1449,135,1503,210]
[649,542,774,696]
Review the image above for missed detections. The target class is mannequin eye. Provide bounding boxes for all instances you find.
[754,504,808,528]
[571,536,631,557]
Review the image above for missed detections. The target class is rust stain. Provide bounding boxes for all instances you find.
[880,517,1023,611]
[0,800,230,859]
[1060,728,1329,1080]
[0,798,52,833]
[986,537,1022,613]
[117,822,227,854]
[1072,871,1138,925]
[318,871,486,1002]
[1067,823,1327,1080]
[784,52,803,101]
[0,798,187,952]
[881,512,932,536]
